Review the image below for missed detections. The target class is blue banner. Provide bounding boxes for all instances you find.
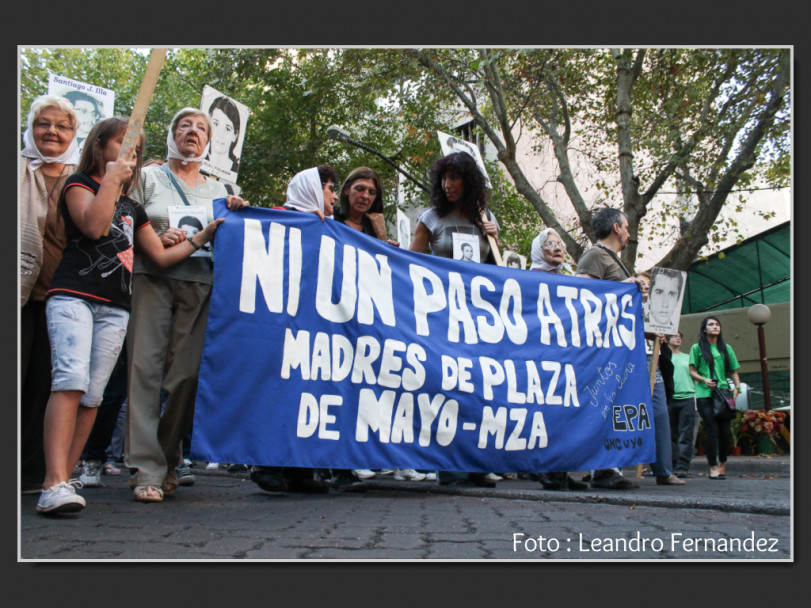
[191,201,655,473]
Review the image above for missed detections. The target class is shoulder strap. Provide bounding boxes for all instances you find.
[161,164,191,206]
[595,243,632,279]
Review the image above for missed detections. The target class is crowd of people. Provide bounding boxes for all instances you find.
[20,94,741,516]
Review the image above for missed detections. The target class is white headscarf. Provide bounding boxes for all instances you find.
[530,227,570,273]
[284,167,324,213]
[20,126,80,171]
[166,127,209,165]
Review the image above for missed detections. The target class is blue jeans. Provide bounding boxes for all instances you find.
[46,296,129,407]
[650,376,674,478]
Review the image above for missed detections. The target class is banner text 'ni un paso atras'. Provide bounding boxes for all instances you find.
[192,202,655,473]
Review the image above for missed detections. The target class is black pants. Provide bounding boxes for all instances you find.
[21,301,50,487]
[668,397,696,471]
[696,397,731,467]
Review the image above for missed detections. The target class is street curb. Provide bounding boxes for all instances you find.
[196,473,789,516]
[363,479,791,516]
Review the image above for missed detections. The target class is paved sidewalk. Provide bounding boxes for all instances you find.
[19,454,790,560]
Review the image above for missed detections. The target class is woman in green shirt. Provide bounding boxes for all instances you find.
[688,316,741,480]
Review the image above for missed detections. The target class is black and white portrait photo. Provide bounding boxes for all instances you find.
[453,232,480,262]
[167,205,212,257]
[48,74,114,153]
[200,85,250,184]
[643,266,687,335]
[501,250,526,269]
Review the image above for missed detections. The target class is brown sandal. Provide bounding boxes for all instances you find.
[134,485,164,502]
[161,470,178,495]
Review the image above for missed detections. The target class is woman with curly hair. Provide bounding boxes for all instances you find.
[689,316,741,480]
[410,151,500,488]
[409,151,498,263]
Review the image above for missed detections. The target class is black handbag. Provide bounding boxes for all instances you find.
[712,387,736,420]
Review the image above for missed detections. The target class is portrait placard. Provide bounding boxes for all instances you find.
[453,232,480,262]
[48,74,115,153]
[200,85,250,184]
[643,267,687,335]
[167,205,211,257]
[502,250,527,269]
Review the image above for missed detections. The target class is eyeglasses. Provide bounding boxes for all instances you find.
[542,240,565,251]
[33,120,74,134]
[322,183,336,192]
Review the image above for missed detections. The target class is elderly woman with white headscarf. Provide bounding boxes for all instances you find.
[249,164,364,495]
[530,227,574,275]
[20,95,80,494]
[529,226,587,491]
[279,165,338,218]
[125,107,248,503]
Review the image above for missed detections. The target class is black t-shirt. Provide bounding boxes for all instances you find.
[47,173,150,311]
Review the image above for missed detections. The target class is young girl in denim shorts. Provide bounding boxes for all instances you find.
[37,117,223,514]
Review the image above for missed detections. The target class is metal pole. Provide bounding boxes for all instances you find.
[345,137,430,193]
[757,324,772,411]
[327,126,430,193]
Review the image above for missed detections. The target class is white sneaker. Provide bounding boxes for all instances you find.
[393,469,426,481]
[36,480,86,514]
[484,473,503,482]
[423,472,437,482]
[353,469,376,480]
[205,462,220,470]
[79,460,103,488]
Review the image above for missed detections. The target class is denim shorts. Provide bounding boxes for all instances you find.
[46,295,129,407]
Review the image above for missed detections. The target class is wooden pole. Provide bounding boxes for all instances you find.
[649,339,661,391]
[120,48,167,160]
[104,48,167,236]
[481,211,502,265]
